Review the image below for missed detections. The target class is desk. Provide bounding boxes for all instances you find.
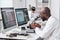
[0,33,39,40]
[0,28,39,40]
[0,20,41,40]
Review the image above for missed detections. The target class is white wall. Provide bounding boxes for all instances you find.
[0,0,13,19]
[13,0,26,8]
[0,0,13,7]
[51,0,59,20]
[59,0,60,22]
[26,0,36,9]
[0,0,26,8]
[0,9,2,19]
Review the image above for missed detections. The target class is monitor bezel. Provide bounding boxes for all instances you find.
[15,8,29,26]
[1,7,18,32]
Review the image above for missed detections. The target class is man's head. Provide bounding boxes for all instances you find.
[40,7,51,21]
[31,7,35,13]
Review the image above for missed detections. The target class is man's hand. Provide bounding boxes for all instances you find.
[31,23,41,29]
[34,23,41,28]
[30,23,36,29]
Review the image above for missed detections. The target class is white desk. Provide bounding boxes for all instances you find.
[0,28,39,40]
[0,20,42,40]
[0,33,39,40]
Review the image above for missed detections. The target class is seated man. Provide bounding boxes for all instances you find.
[31,7,58,40]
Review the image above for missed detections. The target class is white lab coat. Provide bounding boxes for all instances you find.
[35,16,59,40]
[28,11,39,21]
[35,20,47,30]
[48,22,59,40]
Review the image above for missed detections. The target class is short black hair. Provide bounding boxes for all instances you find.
[44,7,51,17]
[31,7,35,11]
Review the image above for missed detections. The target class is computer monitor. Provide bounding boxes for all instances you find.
[15,8,29,26]
[1,8,17,32]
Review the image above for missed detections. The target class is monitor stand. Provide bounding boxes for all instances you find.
[17,23,35,33]
[26,25,35,33]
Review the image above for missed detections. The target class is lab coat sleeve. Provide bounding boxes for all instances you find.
[35,17,57,38]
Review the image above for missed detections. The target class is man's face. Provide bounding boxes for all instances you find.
[40,10,47,21]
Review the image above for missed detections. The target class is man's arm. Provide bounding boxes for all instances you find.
[31,23,41,29]
[35,17,57,38]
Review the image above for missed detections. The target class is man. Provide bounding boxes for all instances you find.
[28,7,39,21]
[31,7,58,40]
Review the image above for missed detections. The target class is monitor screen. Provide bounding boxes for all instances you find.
[15,8,29,26]
[1,8,16,29]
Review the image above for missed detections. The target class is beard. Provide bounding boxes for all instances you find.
[41,17,47,21]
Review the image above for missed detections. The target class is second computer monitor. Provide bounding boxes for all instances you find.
[15,8,29,26]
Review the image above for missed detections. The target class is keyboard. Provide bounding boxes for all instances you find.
[7,33,29,37]
[26,29,35,33]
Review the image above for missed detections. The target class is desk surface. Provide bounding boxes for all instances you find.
[0,33,29,40]
[0,20,41,40]
[0,28,39,40]
[0,33,39,40]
